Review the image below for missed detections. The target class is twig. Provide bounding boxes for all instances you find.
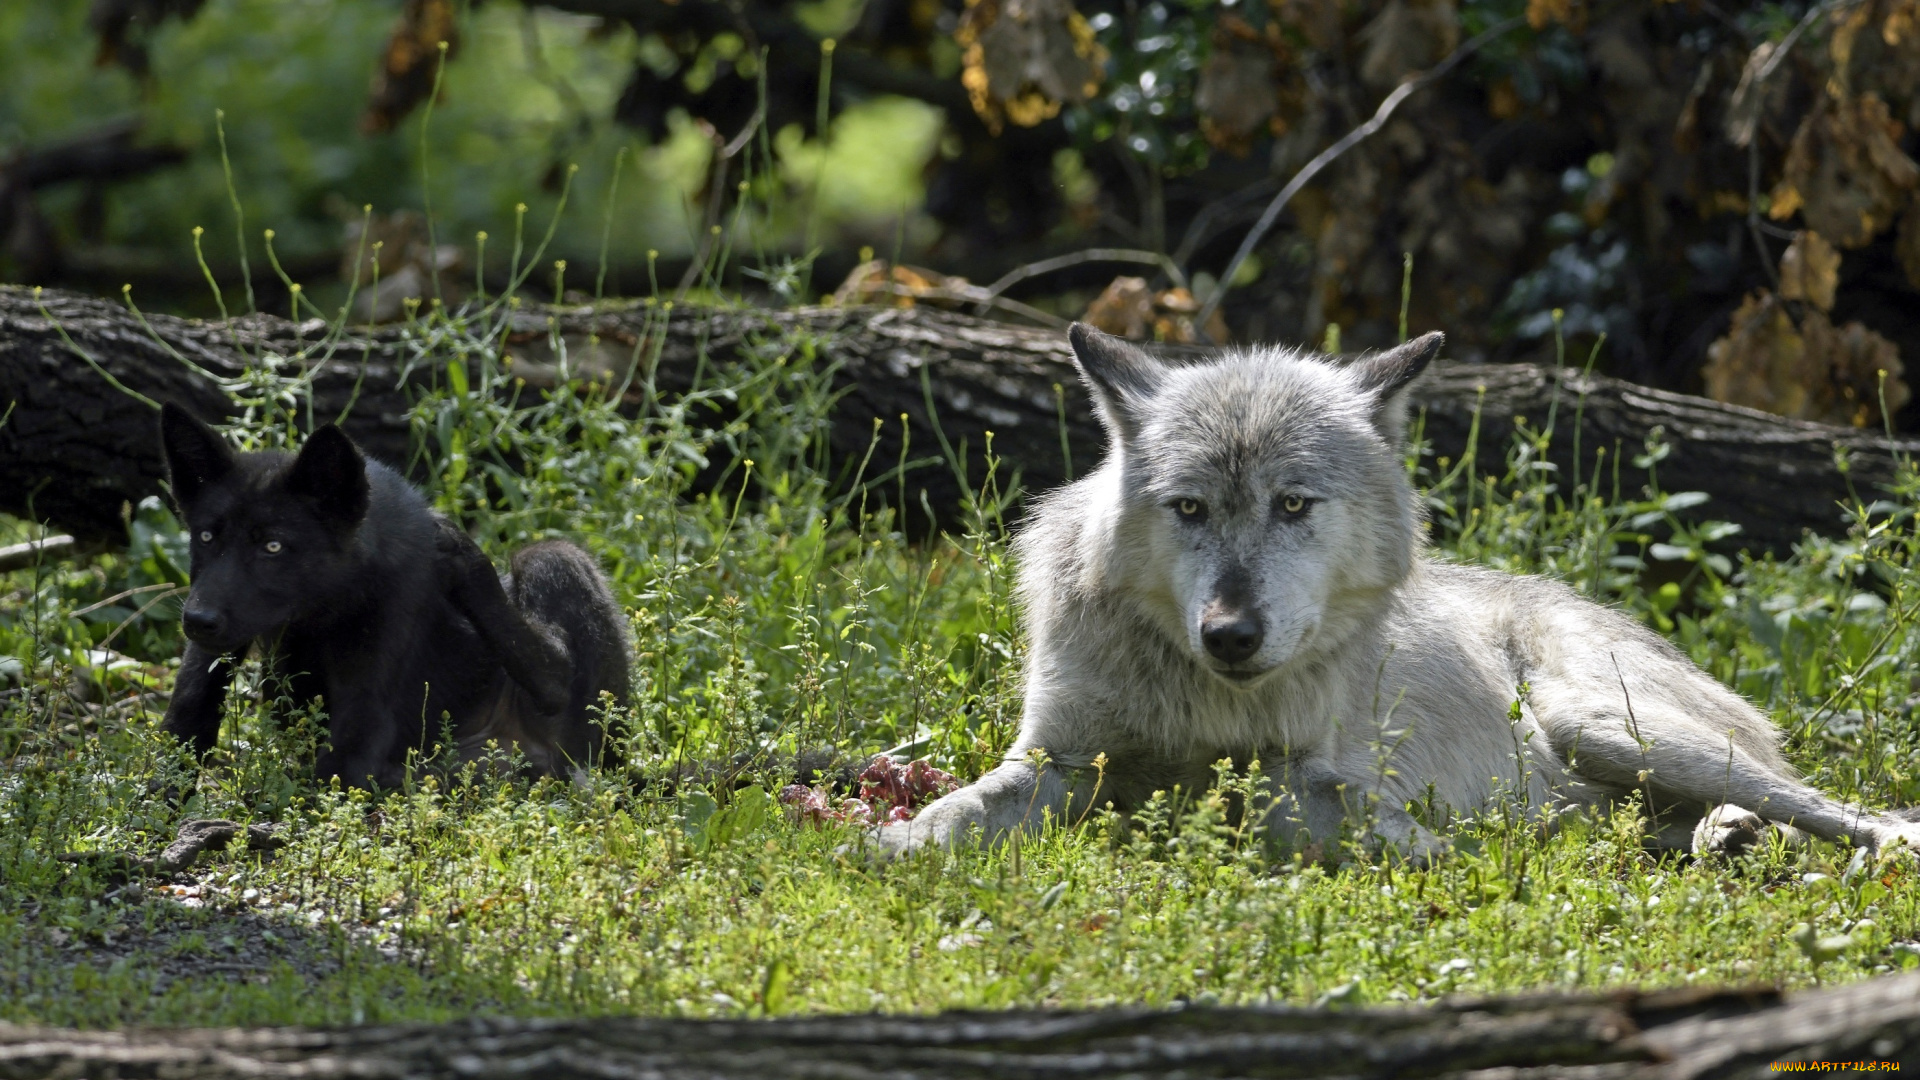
[1749,139,1782,292]
[1727,0,1862,288]
[1195,14,1526,337]
[976,248,1189,317]
[1729,0,1854,147]
[69,582,177,619]
[93,586,186,652]
[864,281,1068,328]
[674,104,767,300]
[1171,177,1278,270]
[0,534,77,574]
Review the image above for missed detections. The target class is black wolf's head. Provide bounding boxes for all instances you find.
[159,404,371,654]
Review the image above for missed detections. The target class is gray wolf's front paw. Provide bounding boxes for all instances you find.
[840,820,935,863]
[1693,803,1766,858]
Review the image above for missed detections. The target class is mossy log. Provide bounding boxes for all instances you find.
[3,285,1915,552]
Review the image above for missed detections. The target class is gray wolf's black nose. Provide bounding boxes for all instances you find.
[181,607,224,640]
[1202,614,1263,664]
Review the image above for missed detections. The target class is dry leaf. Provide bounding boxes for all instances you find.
[1830,1,1877,87]
[958,0,1106,133]
[1830,0,1920,125]
[1081,277,1155,339]
[1525,0,1584,32]
[1152,287,1232,344]
[1808,314,1911,425]
[1081,278,1229,342]
[361,0,459,135]
[1892,0,1920,43]
[1703,293,1821,421]
[1703,290,1907,427]
[1697,191,1749,217]
[1724,41,1778,148]
[1778,230,1841,312]
[1488,79,1523,120]
[1769,93,1920,247]
[1359,0,1460,90]
[831,260,961,308]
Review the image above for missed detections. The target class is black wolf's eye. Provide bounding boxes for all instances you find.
[264,540,283,554]
[1173,498,1206,521]
[198,531,213,543]
[1280,495,1309,516]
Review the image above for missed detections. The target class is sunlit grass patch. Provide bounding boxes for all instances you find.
[6,203,1920,1026]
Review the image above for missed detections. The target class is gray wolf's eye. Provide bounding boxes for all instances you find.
[264,540,283,554]
[198,531,212,543]
[1281,495,1308,516]
[1174,498,1206,521]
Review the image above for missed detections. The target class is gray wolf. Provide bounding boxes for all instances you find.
[869,325,1920,861]
[158,404,630,789]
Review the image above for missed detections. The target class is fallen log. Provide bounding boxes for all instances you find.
[0,975,1915,1078]
[2,285,1915,552]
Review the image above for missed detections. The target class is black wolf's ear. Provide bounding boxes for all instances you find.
[286,424,369,527]
[159,403,235,510]
[1351,331,1443,442]
[1069,323,1164,439]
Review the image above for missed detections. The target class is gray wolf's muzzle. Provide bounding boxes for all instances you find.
[1200,603,1264,679]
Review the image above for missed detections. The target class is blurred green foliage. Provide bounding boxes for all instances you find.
[0,1,941,309]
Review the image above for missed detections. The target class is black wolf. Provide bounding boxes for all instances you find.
[158,404,631,789]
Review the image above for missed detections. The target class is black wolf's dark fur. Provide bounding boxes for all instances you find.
[158,404,631,789]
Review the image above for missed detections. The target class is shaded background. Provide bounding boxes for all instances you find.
[6,0,1920,432]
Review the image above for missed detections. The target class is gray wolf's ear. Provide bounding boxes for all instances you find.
[287,424,370,527]
[159,403,235,511]
[1069,323,1163,439]
[1351,331,1443,441]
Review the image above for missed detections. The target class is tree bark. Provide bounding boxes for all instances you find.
[0,975,1915,1078]
[3,285,1915,552]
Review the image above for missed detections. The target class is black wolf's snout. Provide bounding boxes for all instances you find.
[1201,612,1264,664]
[180,605,226,643]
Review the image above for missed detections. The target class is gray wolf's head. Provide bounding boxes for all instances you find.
[1068,324,1441,688]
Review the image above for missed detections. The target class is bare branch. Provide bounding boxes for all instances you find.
[674,103,768,299]
[1195,15,1527,337]
[0,534,78,574]
[977,249,1190,314]
[863,281,1069,327]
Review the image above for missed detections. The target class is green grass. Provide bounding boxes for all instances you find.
[6,277,1920,1027]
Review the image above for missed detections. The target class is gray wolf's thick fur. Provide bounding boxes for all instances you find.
[869,326,1920,861]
